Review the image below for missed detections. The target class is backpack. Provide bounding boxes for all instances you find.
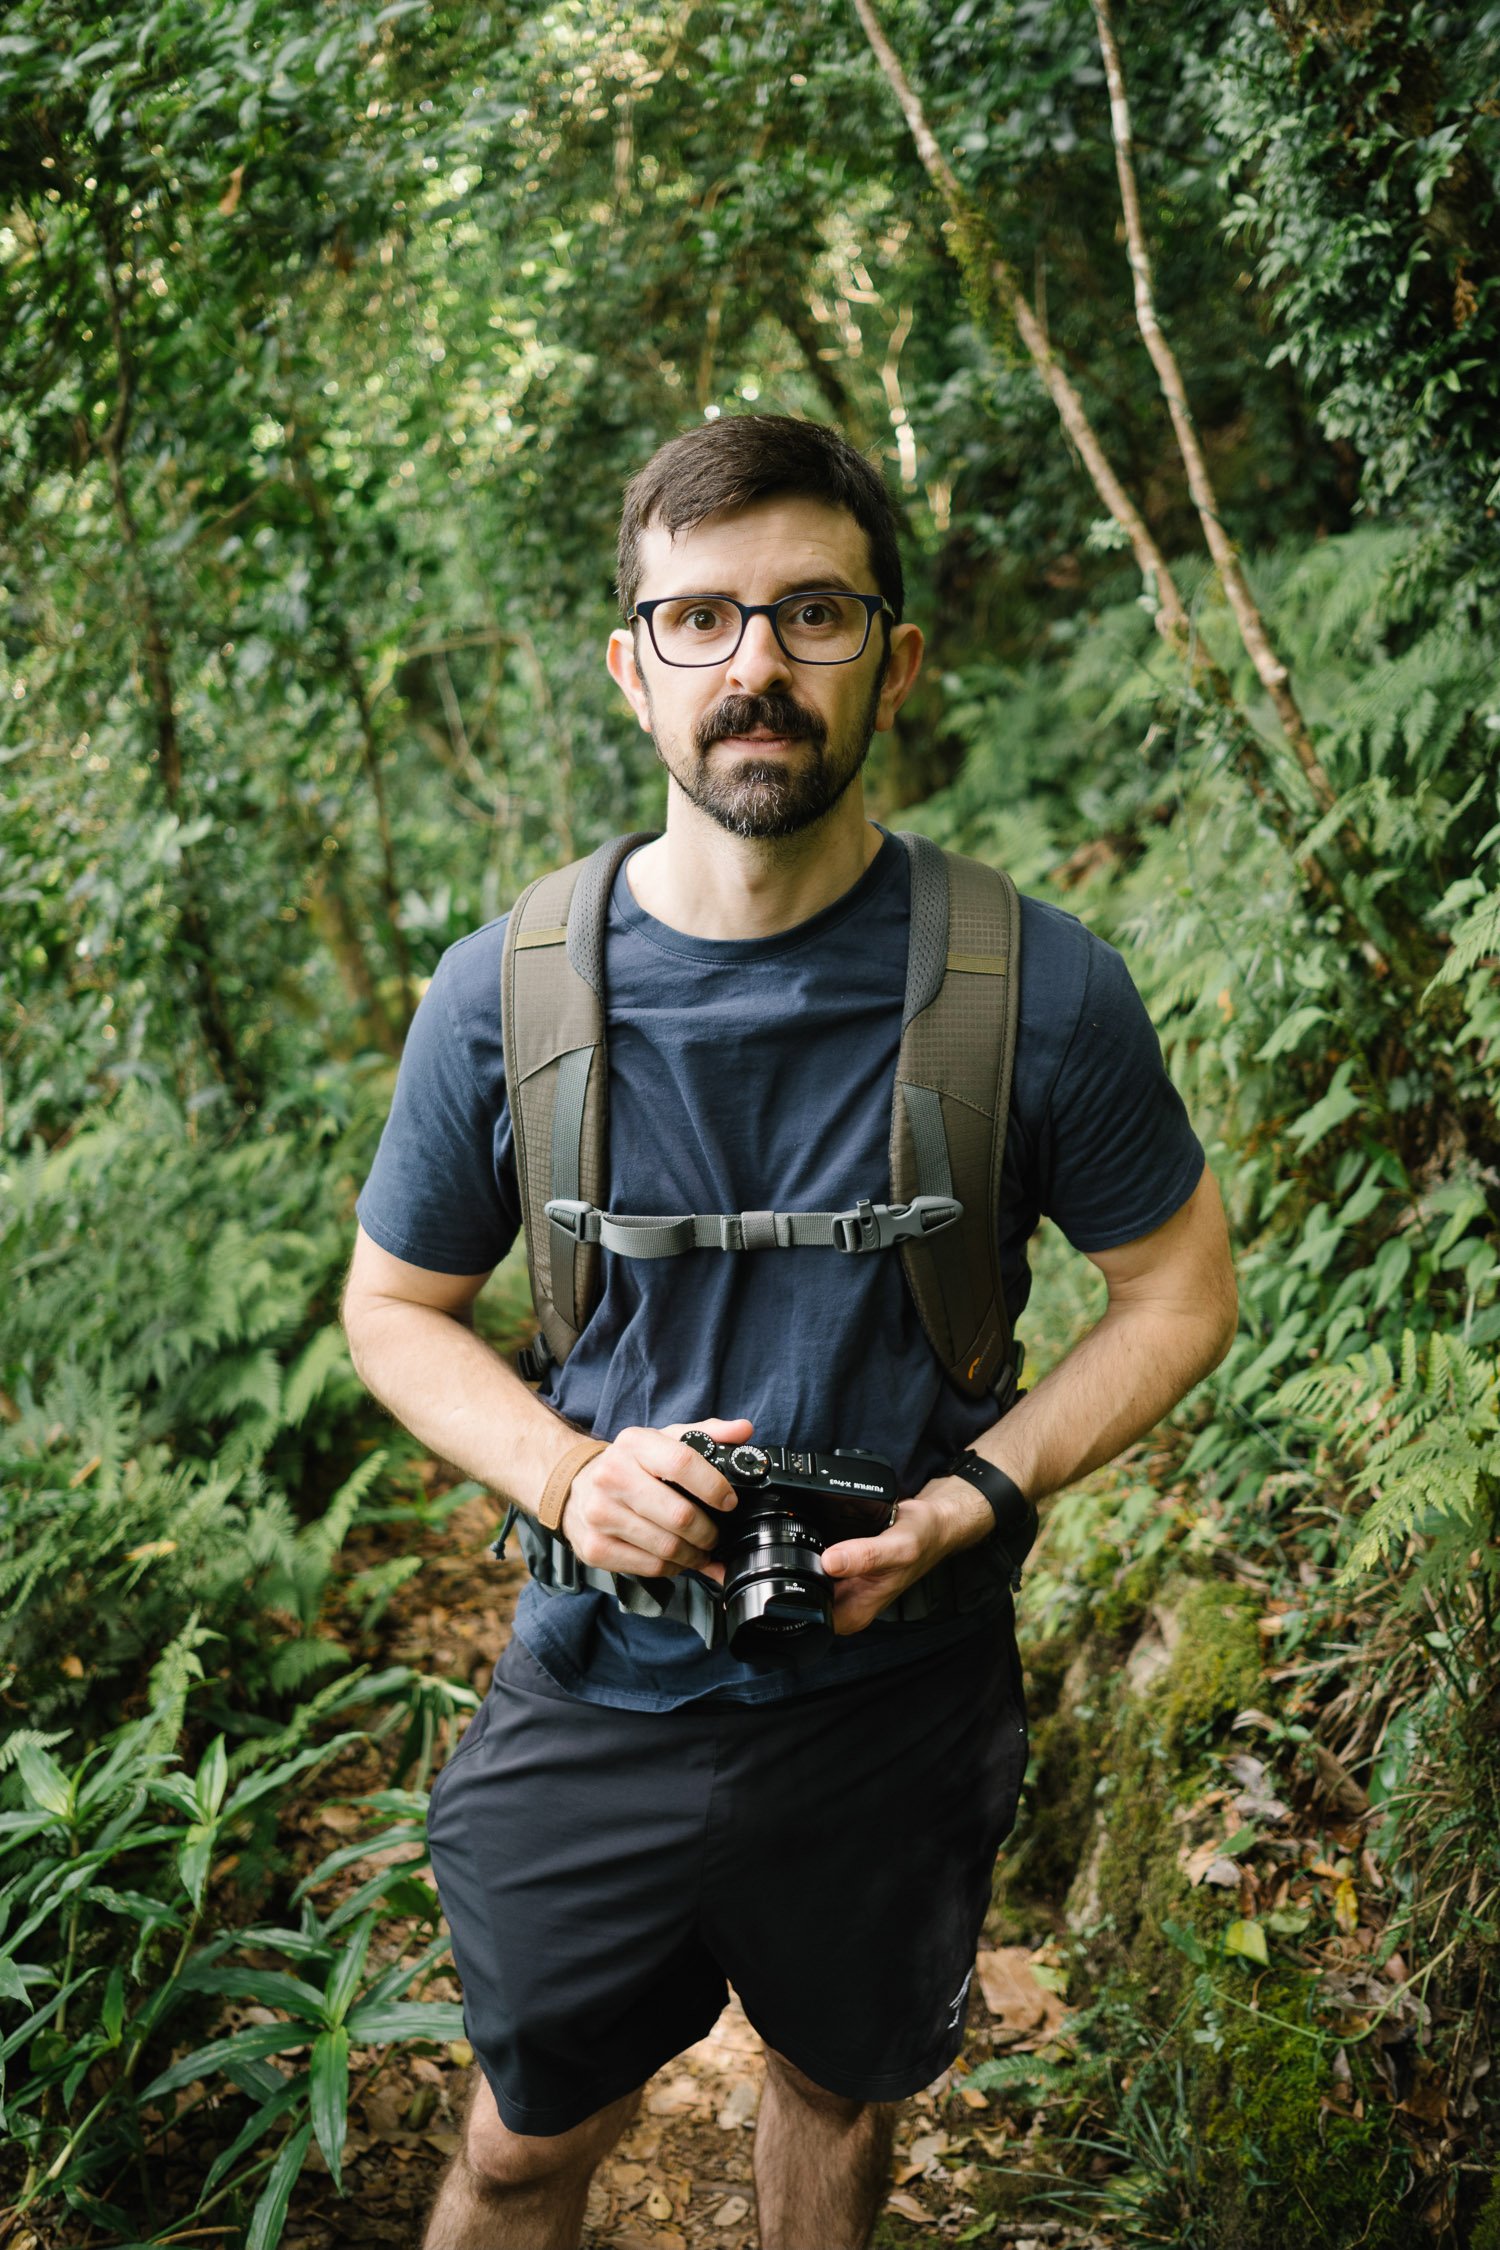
[495,828,1026,1642]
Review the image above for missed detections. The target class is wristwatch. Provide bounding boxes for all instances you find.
[944,1450,1038,1588]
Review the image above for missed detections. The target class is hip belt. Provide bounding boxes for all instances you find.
[492,1508,1012,1652]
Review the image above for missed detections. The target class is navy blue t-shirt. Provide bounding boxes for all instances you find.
[356,834,1203,1708]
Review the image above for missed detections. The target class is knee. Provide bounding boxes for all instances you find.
[464,2077,641,2190]
[760,2044,891,2132]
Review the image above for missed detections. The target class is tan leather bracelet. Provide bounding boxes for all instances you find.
[536,1437,608,1533]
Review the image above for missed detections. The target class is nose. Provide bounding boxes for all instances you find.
[725,611,791,695]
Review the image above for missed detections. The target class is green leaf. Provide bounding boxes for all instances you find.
[1286,1060,1361,1153]
[102,1965,126,2045]
[196,1735,229,1818]
[178,1822,216,1908]
[324,1913,374,2028]
[310,2025,350,2188]
[204,2076,302,2194]
[0,1957,32,2003]
[1255,1004,1329,1061]
[16,1744,73,1821]
[1158,1917,1206,1967]
[246,2122,312,2250]
[182,1966,330,2023]
[1224,1918,1270,1967]
[342,1999,466,2047]
[141,2021,312,2101]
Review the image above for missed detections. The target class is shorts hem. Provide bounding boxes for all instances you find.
[739,2008,965,2106]
[474,2004,726,2139]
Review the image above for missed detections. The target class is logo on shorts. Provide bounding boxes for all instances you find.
[945,1968,973,2030]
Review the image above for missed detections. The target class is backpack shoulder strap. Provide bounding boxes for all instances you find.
[891,833,1023,1399]
[501,833,658,1369]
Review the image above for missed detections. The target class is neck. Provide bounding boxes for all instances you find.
[625,787,883,940]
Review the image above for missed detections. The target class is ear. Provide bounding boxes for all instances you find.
[607,626,655,735]
[873,620,925,732]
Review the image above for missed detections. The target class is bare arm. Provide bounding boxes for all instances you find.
[340,1225,746,1579]
[822,1165,1238,1630]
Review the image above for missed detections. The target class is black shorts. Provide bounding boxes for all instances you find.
[425,1617,1028,2136]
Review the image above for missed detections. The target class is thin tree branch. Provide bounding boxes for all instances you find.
[849,0,1188,637]
[1091,0,1346,831]
[848,0,1389,958]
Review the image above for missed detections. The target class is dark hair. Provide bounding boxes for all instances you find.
[616,413,905,622]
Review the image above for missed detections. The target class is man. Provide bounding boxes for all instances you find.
[341,414,1237,2250]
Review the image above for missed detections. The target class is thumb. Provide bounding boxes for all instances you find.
[822,1539,879,1579]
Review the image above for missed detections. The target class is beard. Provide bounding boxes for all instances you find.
[649,667,887,842]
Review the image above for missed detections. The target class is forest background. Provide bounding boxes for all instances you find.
[2,1,1499,2245]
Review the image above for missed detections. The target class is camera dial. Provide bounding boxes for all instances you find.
[729,1444,771,1479]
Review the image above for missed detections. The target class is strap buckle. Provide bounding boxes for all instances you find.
[544,1197,599,1242]
[831,1194,964,1253]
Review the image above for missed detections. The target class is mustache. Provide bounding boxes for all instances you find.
[694,692,827,756]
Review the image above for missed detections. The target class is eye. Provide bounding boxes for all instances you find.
[792,599,837,628]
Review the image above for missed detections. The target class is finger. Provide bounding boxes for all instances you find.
[604,1469,723,1564]
[663,1416,753,1445]
[589,1539,690,1579]
[821,1538,889,1580]
[637,1432,739,1512]
[823,1521,918,1576]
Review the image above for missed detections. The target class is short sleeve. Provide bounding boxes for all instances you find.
[354,925,520,1275]
[1037,934,1204,1252]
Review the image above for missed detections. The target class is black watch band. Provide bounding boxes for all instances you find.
[945,1450,1038,1588]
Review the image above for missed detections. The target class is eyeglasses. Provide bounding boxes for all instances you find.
[628,591,894,668]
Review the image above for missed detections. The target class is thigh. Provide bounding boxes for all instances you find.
[427,1636,728,2137]
[702,1619,1028,2102]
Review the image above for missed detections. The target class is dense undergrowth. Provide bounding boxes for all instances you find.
[5,1,1500,2242]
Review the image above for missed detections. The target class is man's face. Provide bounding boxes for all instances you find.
[607,496,922,841]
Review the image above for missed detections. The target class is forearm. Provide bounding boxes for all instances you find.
[916,1296,1233,1560]
[972,1296,1229,1500]
[343,1298,577,1517]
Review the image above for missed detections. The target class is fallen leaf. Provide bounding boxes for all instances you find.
[448,2038,474,2067]
[973,1948,1067,2041]
[1182,1839,1241,1888]
[1224,1918,1270,1967]
[716,2078,759,2130]
[61,1655,85,1679]
[645,2075,700,2117]
[645,2187,674,2221]
[713,2197,750,2227]
[957,2086,989,2109]
[218,164,245,217]
[425,2129,460,2157]
[886,2190,927,2220]
[1333,1878,1360,1935]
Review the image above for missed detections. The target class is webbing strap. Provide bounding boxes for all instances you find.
[547,1045,594,1309]
[544,1193,963,1259]
[902,1082,954,1200]
[495,1509,1009,1649]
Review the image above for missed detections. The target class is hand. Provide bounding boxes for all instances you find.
[558,1417,751,1582]
[820,1480,994,1635]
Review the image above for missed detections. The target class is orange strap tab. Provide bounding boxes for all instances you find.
[536,1437,608,1533]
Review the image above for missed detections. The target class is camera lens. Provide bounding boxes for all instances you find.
[721,1509,832,1663]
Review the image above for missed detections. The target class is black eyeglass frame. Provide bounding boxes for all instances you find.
[627,590,896,668]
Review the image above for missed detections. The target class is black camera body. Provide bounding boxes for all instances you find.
[680,1431,898,1665]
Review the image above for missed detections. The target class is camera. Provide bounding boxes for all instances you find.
[679,1431,898,1665]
